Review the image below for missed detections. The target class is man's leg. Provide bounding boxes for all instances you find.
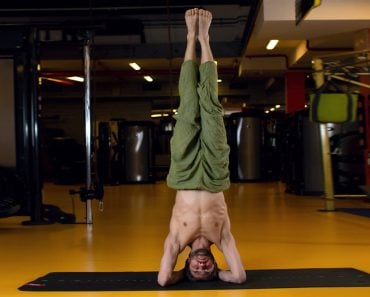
[167,9,202,190]
[197,9,230,192]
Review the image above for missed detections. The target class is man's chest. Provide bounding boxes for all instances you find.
[174,213,223,248]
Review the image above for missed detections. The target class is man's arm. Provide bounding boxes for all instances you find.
[157,233,185,286]
[218,221,246,284]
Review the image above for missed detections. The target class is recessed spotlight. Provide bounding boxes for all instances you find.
[129,62,141,71]
[266,39,279,50]
[144,76,153,82]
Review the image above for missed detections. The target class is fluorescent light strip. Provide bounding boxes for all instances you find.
[129,62,141,71]
[42,77,75,85]
[67,76,84,82]
[266,39,279,50]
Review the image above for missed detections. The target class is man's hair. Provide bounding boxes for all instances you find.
[184,257,219,281]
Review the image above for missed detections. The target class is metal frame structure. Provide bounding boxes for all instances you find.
[312,50,370,211]
[83,38,93,224]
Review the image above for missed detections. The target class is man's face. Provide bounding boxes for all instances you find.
[187,248,216,280]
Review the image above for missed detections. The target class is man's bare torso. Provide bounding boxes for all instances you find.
[170,190,228,250]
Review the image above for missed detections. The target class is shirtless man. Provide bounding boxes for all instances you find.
[157,8,246,286]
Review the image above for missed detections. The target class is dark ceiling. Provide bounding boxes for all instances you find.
[0,1,259,59]
[2,1,368,112]
[0,1,263,110]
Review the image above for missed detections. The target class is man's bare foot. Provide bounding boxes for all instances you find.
[185,8,198,41]
[198,9,212,43]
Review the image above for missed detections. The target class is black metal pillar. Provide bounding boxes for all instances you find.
[21,28,50,225]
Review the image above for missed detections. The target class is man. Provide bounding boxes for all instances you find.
[157,8,246,286]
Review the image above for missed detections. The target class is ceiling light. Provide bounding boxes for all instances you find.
[67,76,84,82]
[129,62,141,71]
[266,39,279,50]
[275,104,281,109]
[217,79,222,83]
[144,76,153,82]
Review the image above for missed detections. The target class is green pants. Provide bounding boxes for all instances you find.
[166,60,230,193]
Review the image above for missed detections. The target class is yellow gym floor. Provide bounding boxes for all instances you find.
[1,181,370,297]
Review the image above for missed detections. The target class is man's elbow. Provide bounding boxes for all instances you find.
[157,279,167,287]
[234,271,247,284]
[157,275,167,287]
[157,272,171,287]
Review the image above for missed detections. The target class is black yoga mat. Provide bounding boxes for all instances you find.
[337,208,370,218]
[18,268,370,291]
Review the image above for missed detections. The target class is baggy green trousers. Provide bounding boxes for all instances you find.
[166,60,230,193]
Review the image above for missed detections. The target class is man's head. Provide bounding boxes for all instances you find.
[184,248,219,281]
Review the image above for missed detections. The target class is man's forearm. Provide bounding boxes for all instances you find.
[158,269,185,287]
[158,233,182,286]
[218,269,246,284]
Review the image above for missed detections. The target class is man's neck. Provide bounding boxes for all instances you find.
[191,236,212,250]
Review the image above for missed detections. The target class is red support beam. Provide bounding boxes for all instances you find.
[285,71,306,114]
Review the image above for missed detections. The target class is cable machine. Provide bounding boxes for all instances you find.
[312,49,370,211]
